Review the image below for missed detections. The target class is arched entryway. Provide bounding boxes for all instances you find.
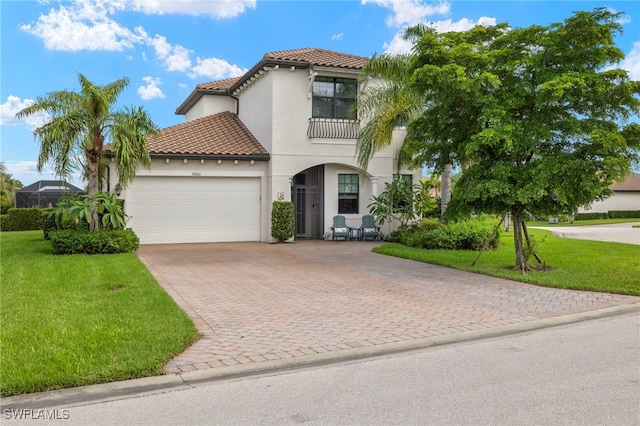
[292,165,324,239]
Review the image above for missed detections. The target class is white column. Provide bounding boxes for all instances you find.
[370,177,379,197]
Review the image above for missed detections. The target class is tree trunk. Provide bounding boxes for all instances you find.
[511,205,529,274]
[440,164,452,218]
[87,158,100,232]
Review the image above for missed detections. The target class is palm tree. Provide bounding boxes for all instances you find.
[356,28,452,217]
[16,73,158,229]
[0,162,23,213]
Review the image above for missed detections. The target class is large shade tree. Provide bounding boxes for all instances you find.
[406,8,640,272]
[356,27,453,217]
[16,73,158,230]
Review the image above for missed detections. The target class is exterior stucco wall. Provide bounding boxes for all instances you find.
[184,96,236,122]
[579,192,640,213]
[237,71,274,154]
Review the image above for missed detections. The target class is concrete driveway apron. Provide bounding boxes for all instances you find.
[137,241,639,374]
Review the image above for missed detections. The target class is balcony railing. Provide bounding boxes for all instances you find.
[307,118,361,139]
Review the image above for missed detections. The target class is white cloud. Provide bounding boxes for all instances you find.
[362,0,450,27]
[147,34,193,72]
[20,0,248,81]
[383,16,497,54]
[20,0,143,51]
[128,0,256,19]
[3,161,53,177]
[620,41,640,80]
[189,57,247,80]
[4,160,84,187]
[606,7,631,25]
[331,33,344,41]
[1,96,50,128]
[137,77,165,100]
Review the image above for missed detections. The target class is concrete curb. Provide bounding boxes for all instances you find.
[3,303,639,410]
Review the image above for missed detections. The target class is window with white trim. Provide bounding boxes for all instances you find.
[312,77,357,119]
[338,174,359,214]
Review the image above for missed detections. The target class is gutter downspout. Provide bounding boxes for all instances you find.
[230,94,239,116]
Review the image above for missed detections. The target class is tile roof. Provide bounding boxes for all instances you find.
[196,77,242,91]
[611,172,640,191]
[263,48,368,69]
[147,112,269,158]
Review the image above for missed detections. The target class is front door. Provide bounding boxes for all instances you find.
[293,166,324,239]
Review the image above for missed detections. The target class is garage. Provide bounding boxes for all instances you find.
[125,176,261,244]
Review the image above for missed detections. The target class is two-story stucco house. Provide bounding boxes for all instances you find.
[110,48,419,244]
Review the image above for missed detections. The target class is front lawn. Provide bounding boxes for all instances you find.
[374,229,640,296]
[0,231,198,397]
[526,218,640,227]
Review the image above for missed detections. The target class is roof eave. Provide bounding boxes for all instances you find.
[149,153,270,161]
[175,88,230,116]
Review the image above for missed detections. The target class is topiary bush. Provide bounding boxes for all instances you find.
[271,201,294,242]
[49,230,140,255]
[0,208,43,231]
[400,218,500,251]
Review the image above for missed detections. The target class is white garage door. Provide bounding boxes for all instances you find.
[126,176,261,244]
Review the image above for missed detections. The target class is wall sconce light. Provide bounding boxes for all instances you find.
[165,158,170,164]
[250,160,255,165]
[234,160,238,165]
[183,159,188,164]
[114,183,122,197]
[201,159,205,164]
[217,159,222,165]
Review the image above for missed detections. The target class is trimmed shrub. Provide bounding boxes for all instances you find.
[574,212,609,221]
[608,210,640,219]
[41,208,55,239]
[41,208,89,239]
[0,208,43,232]
[418,218,441,231]
[401,218,500,251]
[49,230,140,255]
[271,201,294,242]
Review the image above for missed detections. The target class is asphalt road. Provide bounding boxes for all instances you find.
[6,312,639,425]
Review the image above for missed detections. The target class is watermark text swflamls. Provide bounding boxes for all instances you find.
[3,409,70,420]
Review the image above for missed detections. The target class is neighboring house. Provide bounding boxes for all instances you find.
[111,48,418,244]
[14,180,85,208]
[578,172,640,213]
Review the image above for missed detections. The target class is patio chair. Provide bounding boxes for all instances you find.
[359,215,381,241]
[330,215,351,241]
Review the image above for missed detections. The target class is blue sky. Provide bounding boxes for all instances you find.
[1,0,639,187]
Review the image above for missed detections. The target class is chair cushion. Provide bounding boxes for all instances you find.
[334,227,348,233]
[363,228,377,234]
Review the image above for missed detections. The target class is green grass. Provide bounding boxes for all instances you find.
[0,231,198,397]
[374,229,640,296]
[526,218,640,227]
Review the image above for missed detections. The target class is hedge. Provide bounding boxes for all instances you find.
[574,212,609,221]
[608,210,640,219]
[49,230,140,255]
[0,208,44,232]
[574,210,640,220]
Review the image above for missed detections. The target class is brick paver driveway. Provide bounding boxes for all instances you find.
[137,241,639,374]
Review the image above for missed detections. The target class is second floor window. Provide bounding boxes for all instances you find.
[312,77,357,119]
